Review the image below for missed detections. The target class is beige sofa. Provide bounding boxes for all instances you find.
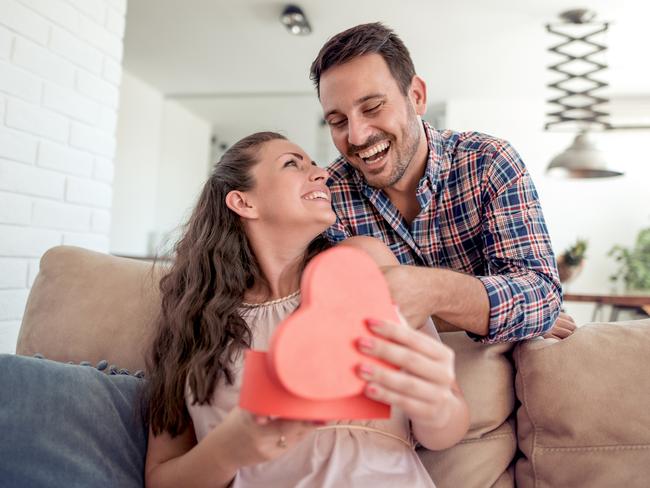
[16,246,650,487]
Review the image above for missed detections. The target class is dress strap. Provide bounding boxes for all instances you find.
[316,424,413,449]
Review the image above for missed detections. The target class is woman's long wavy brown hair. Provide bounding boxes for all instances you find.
[146,131,330,436]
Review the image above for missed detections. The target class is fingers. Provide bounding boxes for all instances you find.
[543,324,574,339]
[251,414,323,431]
[555,324,576,338]
[558,311,576,324]
[356,318,457,420]
[556,312,577,331]
[561,319,577,331]
[543,331,565,340]
[275,419,314,437]
[359,319,455,384]
[253,415,271,425]
[358,361,452,403]
[367,318,452,362]
[543,313,578,340]
[364,380,452,423]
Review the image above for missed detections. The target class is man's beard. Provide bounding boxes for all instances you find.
[369,110,421,189]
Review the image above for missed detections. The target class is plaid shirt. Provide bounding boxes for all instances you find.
[325,122,562,343]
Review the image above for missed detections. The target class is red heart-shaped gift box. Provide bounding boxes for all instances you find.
[239,246,398,420]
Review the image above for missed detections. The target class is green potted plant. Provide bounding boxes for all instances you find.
[557,238,588,283]
[609,226,650,291]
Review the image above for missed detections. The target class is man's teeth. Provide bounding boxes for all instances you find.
[303,191,329,200]
[358,141,390,159]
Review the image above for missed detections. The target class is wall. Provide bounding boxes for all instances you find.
[444,97,650,324]
[0,0,127,354]
[109,71,212,257]
[109,70,162,255]
[153,99,211,251]
[178,94,339,167]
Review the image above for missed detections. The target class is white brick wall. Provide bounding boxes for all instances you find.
[0,0,126,353]
[0,61,42,102]
[0,257,28,288]
[0,26,13,58]
[0,192,32,224]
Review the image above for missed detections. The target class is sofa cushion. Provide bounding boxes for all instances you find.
[0,354,148,488]
[418,331,517,488]
[16,246,167,373]
[514,319,650,488]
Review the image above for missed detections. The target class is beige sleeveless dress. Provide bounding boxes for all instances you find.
[186,292,437,487]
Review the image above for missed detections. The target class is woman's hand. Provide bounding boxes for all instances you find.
[357,318,458,429]
[218,408,319,467]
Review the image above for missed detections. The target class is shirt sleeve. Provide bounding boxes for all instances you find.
[469,141,562,343]
[325,216,352,244]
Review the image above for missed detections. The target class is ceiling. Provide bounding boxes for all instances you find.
[123,0,650,112]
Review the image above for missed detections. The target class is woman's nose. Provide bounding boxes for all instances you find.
[309,165,328,181]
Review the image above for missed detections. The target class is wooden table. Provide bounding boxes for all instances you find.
[563,292,650,321]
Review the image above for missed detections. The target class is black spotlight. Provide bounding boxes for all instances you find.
[280,4,311,35]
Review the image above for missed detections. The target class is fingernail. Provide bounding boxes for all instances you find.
[358,337,375,351]
[366,384,379,397]
[366,319,383,331]
[358,363,373,379]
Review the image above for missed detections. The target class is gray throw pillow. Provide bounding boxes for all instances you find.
[0,354,148,488]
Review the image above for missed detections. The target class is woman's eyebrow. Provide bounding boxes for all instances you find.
[276,152,304,161]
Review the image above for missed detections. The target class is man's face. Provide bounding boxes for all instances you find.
[319,53,425,189]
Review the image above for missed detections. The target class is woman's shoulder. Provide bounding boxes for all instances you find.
[335,236,398,267]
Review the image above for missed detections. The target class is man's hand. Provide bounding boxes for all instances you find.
[542,311,577,340]
[381,265,431,328]
[380,264,491,336]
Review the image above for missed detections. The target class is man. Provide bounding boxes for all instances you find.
[310,22,575,342]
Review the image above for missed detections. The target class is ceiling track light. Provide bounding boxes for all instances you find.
[280,4,312,36]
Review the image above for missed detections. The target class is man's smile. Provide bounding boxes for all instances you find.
[358,140,391,166]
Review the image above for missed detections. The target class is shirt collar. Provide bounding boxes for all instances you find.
[418,121,445,200]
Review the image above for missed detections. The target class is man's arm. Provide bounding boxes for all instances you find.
[339,237,490,335]
[468,141,562,342]
[351,142,561,342]
[329,141,562,342]
[381,265,490,335]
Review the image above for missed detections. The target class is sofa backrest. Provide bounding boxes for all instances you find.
[514,320,650,487]
[17,246,167,373]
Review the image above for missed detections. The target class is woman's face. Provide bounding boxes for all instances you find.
[245,138,336,235]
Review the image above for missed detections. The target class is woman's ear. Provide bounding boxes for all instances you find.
[225,190,258,219]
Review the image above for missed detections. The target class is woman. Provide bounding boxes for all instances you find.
[145,132,469,487]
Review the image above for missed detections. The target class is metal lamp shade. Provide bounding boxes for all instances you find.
[546,132,623,178]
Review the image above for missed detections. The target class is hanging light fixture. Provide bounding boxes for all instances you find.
[547,131,623,178]
[544,9,622,178]
[280,5,311,36]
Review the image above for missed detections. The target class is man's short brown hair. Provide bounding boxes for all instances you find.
[310,22,416,98]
